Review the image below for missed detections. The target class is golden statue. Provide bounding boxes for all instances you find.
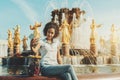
[13,25,21,45]
[90,19,102,44]
[110,24,117,43]
[30,22,41,38]
[110,24,118,55]
[7,29,13,49]
[22,35,28,51]
[59,19,70,44]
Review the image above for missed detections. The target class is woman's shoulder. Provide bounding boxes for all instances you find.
[53,39,61,46]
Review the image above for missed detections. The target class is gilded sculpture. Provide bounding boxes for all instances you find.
[90,19,102,44]
[30,22,41,38]
[7,29,13,49]
[13,25,21,45]
[59,19,70,44]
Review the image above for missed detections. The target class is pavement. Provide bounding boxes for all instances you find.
[1,73,120,80]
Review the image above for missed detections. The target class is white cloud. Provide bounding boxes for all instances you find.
[11,0,40,23]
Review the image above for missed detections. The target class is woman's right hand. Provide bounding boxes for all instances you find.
[31,38,39,46]
[30,38,40,52]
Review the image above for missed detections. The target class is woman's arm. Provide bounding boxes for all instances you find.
[57,47,62,64]
[31,38,40,55]
[32,43,40,54]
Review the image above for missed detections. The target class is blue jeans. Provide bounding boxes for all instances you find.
[40,63,78,80]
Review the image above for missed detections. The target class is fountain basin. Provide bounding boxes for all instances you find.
[2,56,41,66]
[73,64,120,74]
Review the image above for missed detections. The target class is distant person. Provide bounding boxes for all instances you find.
[22,35,28,51]
[31,22,78,80]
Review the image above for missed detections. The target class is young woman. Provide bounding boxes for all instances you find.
[32,22,78,80]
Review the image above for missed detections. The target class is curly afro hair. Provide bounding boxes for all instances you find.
[43,22,59,38]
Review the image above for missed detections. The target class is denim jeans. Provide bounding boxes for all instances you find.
[40,63,78,80]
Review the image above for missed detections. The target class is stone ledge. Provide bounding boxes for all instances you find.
[1,73,120,80]
[0,76,61,80]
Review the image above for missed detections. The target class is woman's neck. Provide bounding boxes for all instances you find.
[46,38,53,44]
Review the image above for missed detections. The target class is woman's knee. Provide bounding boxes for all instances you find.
[65,65,73,71]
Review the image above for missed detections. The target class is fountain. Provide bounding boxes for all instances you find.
[2,1,120,78]
[50,6,120,75]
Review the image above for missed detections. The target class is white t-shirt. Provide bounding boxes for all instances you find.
[39,38,60,65]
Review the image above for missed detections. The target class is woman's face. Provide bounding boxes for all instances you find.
[46,28,55,40]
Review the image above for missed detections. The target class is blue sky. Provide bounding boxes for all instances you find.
[1,0,120,41]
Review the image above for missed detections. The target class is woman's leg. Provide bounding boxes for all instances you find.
[41,64,78,80]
